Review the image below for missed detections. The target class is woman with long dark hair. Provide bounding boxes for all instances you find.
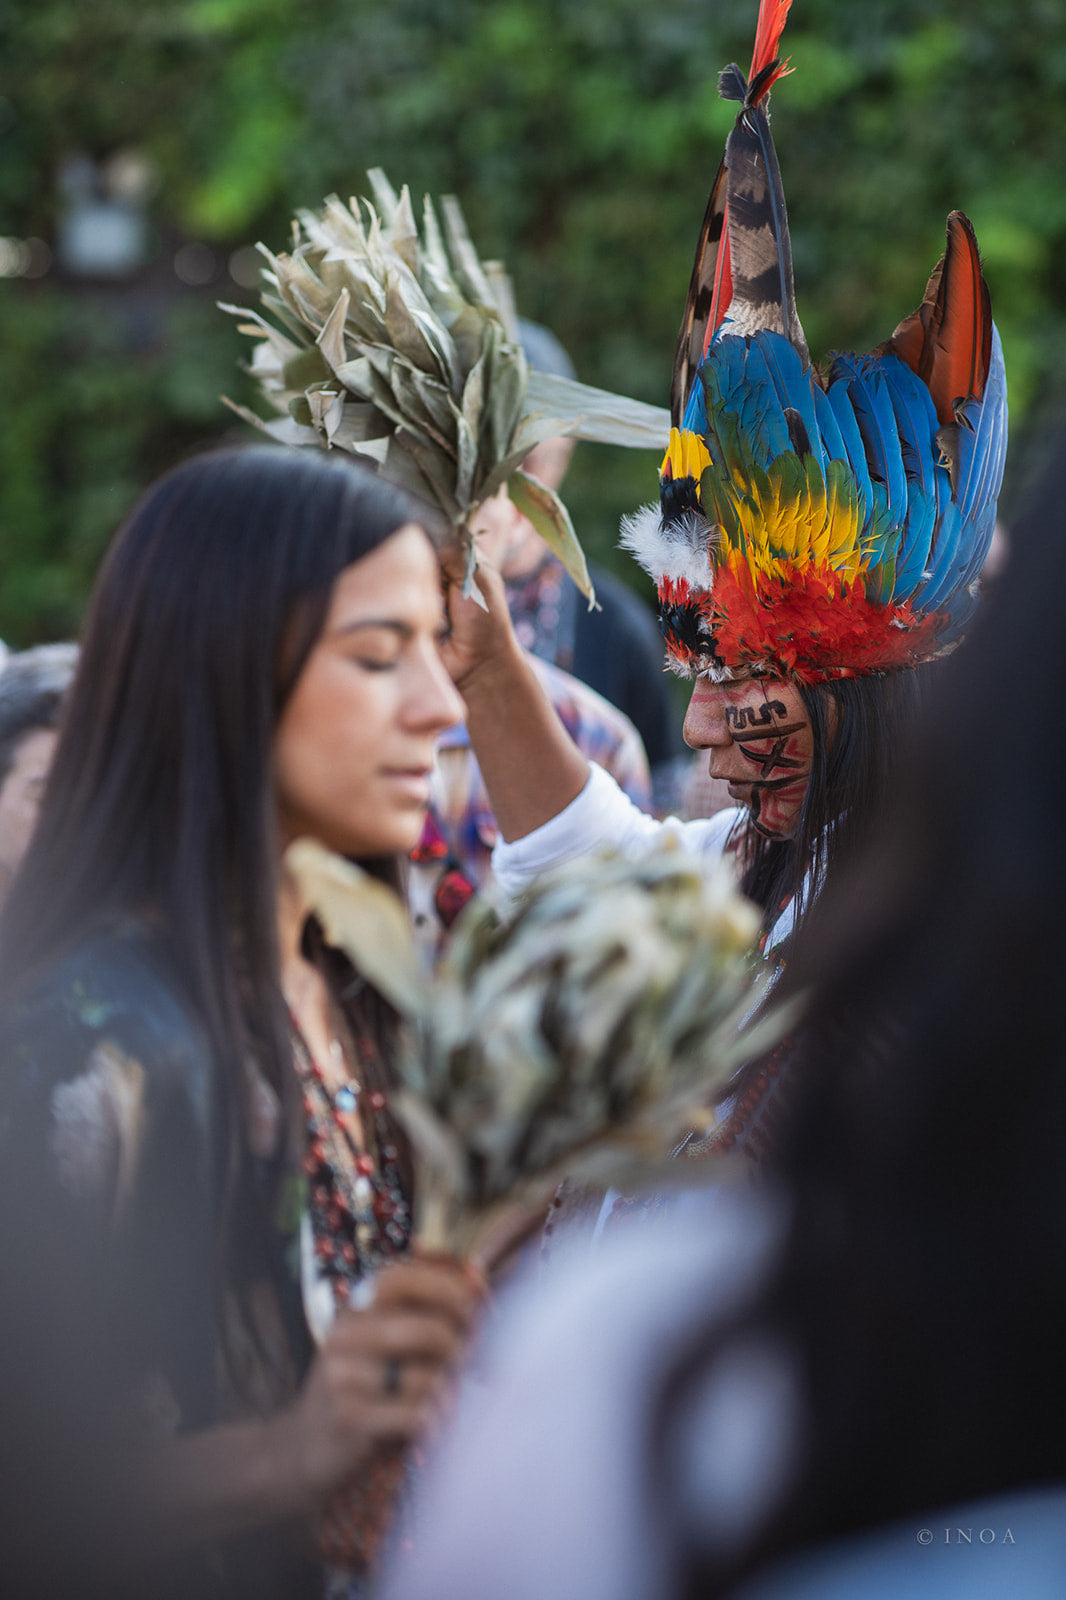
[0,444,480,1596]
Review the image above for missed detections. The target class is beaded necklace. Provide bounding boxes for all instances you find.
[288,1001,410,1306]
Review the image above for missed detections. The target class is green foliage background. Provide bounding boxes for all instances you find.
[1,0,1063,643]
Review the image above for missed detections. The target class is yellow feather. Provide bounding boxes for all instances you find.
[718,452,872,591]
[661,427,712,486]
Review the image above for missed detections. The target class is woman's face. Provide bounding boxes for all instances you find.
[274,524,463,858]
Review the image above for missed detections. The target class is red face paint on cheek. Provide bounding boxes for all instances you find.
[720,681,815,839]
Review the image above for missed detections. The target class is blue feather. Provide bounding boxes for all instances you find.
[950,327,1009,592]
[956,504,998,598]
[912,499,963,613]
[936,585,979,645]
[914,326,1008,613]
[878,357,938,499]
[732,341,791,464]
[835,355,909,519]
[681,365,708,437]
[954,327,1008,529]
[824,365,876,513]
[756,332,826,470]
[891,490,936,604]
[703,336,791,469]
[812,383,849,470]
[823,359,904,587]
[876,356,941,601]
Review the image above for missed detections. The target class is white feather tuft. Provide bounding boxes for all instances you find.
[619,504,717,591]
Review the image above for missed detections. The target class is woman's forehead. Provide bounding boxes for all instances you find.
[326,525,439,620]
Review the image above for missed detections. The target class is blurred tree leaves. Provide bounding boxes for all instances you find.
[2,0,1066,640]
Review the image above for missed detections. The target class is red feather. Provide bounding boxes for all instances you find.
[705,220,733,355]
[748,0,795,101]
[704,564,946,682]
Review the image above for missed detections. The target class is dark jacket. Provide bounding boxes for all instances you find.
[0,922,318,1599]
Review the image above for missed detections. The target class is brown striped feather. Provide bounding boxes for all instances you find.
[668,0,802,426]
[670,161,729,427]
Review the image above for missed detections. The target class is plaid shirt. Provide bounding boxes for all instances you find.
[409,654,652,966]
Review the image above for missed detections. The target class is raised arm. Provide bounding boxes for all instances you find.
[439,550,590,842]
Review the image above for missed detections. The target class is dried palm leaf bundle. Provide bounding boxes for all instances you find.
[222,170,670,600]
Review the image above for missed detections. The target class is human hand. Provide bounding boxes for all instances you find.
[270,1255,485,1510]
[437,523,522,694]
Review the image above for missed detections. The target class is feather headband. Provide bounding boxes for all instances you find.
[621,0,1008,684]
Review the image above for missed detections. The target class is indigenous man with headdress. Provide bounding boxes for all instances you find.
[444,0,1007,1005]
[227,2,1006,1163]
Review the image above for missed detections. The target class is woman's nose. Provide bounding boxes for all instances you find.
[683,678,732,750]
[412,648,465,735]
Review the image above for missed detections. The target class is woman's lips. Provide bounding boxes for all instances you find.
[383,767,433,802]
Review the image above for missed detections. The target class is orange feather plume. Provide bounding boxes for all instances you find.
[883,211,993,423]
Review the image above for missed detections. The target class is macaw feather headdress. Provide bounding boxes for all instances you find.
[222,170,669,602]
[621,0,1007,683]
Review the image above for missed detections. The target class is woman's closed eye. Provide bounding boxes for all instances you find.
[335,626,405,673]
[353,654,399,673]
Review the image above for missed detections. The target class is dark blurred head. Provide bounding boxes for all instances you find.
[517,317,576,385]
[0,642,76,785]
[651,451,1066,1599]
[0,643,77,897]
[517,319,577,492]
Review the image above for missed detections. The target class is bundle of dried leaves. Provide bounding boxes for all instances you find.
[221,170,669,600]
[287,836,782,1258]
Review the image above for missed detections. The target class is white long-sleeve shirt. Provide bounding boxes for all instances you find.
[492,761,801,952]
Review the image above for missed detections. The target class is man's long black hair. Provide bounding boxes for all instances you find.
[738,668,925,938]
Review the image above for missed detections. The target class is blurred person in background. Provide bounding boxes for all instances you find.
[0,446,483,1599]
[408,641,650,967]
[0,641,77,904]
[491,319,688,813]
